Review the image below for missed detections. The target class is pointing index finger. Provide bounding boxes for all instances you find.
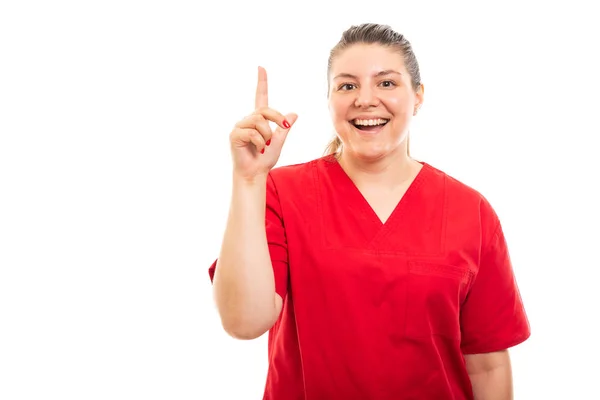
[255,66,268,109]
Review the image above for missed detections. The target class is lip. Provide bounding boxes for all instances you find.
[349,120,388,135]
[350,115,390,121]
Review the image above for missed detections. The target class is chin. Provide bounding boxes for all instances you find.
[349,144,391,161]
[336,122,406,160]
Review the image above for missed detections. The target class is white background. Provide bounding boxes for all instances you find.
[1,0,599,399]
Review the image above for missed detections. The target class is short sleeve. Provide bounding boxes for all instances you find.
[207,172,289,299]
[460,219,531,354]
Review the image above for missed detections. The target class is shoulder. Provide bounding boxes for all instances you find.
[423,161,500,227]
[265,155,333,213]
[269,154,334,186]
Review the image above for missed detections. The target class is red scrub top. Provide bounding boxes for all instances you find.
[208,155,530,400]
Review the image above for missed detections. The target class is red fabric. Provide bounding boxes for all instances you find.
[208,155,530,400]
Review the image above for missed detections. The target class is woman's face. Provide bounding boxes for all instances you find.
[328,43,423,161]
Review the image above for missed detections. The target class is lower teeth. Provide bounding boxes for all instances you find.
[356,124,385,128]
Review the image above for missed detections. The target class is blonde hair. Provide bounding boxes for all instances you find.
[324,23,421,158]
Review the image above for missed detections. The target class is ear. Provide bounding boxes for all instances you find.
[413,83,425,115]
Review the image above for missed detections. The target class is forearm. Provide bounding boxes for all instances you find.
[213,173,279,339]
[469,364,513,400]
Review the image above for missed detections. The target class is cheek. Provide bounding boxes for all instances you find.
[329,101,351,122]
[384,90,415,113]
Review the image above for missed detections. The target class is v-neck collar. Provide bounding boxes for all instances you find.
[324,154,430,241]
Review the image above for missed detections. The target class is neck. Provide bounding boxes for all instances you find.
[337,146,421,188]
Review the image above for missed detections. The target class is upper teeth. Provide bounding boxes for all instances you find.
[354,118,388,126]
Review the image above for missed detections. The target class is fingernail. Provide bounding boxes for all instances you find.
[260,148,265,154]
[266,139,271,146]
[283,120,291,129]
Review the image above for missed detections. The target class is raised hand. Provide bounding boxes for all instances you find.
[229,66,297,180]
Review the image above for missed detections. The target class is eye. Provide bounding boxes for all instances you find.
[338,83,356,91]
[379,80,397,88]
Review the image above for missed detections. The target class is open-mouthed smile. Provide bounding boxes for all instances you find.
[350,118,390,133]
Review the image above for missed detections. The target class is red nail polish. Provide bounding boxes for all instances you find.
[283,120,290,129]
[260,148,265,154]
[266,139,271,146]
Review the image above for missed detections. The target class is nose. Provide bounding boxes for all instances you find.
[354,86,379,108]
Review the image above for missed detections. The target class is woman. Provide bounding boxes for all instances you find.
[208,23,530,400]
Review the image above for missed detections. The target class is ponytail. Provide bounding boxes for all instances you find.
[324,136,343,157]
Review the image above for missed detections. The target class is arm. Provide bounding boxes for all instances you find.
[460,200,530,398]
[212,173,282,340]
[465,350,513,400]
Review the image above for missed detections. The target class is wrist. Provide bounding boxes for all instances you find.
[232,171,269,187]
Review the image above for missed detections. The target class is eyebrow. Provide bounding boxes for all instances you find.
[333,70,402,80]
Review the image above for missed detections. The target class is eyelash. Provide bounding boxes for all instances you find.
[338,80,397,91]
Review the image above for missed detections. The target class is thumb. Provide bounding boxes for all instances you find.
[276,112,298,144]
[285,113,298,126]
